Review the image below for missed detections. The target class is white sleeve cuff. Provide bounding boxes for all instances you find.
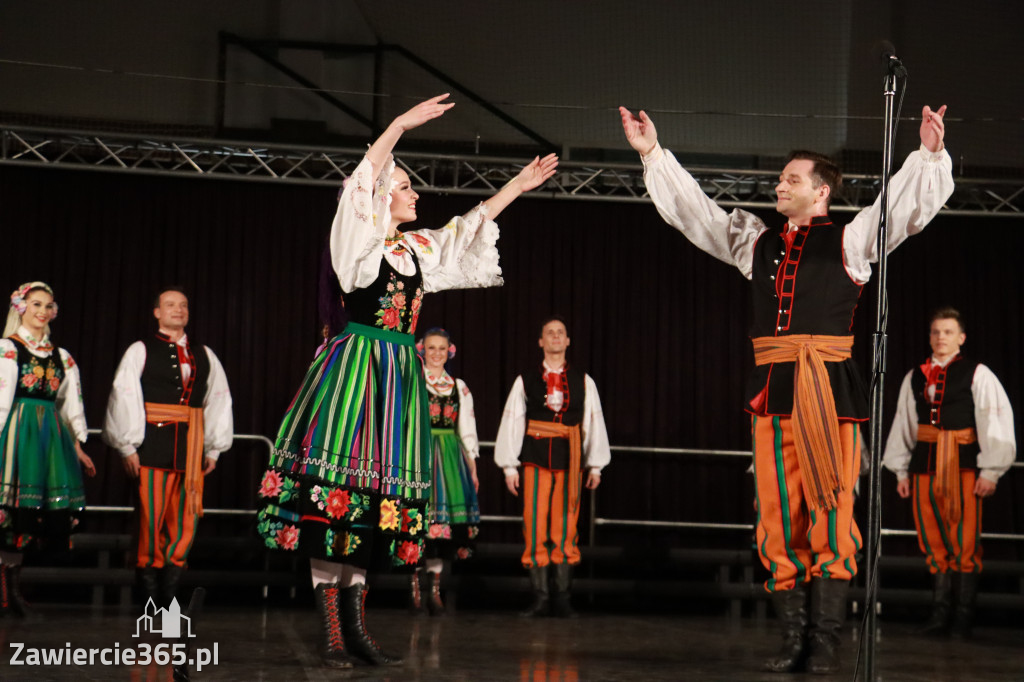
[503,466,518,477]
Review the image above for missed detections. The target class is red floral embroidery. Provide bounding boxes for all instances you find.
[325,488,351,519]
[380,307,401,330]
[443,404,455,419]
[21,374,38,388]
[49,377,61,392]
[2,350,15,360]
[391,292,406,309]
[429,403,441,417]
[259,470,283,498]
[275,525,299,550]
[396,540,421,565]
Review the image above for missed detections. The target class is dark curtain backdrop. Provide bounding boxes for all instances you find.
[2,165,1021,559]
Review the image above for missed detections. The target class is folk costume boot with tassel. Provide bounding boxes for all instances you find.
[408,569,425,615]
[805,579,849,675]
[313,583,354,669]
[427,571,445,616]
[918,571,952,636]
[762,583,809,673]
[520,565,549,618]
[340,583,403,666]
[552,563,578,619]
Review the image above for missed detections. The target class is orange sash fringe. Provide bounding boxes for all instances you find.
[144,402,206,517]
[527,420,583,514]
[917,424,976,525]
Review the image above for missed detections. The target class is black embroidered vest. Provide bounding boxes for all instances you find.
[342,247,425,335]
[429,387,460,429]
[10,338,66,403]
[520,365,586,471]
[908,355,981,473]
[747,217,869,419]
[137,334,211,470]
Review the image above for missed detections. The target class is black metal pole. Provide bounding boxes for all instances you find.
[863,70,898,682]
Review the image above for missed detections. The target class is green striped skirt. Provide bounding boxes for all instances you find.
[0,397,86,549]
[425,428,480,561]
[256,323,432,569]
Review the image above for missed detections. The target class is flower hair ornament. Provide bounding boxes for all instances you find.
[5,281,57,338]
[416,328,456,360]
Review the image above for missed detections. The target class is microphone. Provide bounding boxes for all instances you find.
[876,40,908,77]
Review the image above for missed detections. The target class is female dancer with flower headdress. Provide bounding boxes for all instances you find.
[255,94,557,668]
[409,328,481,616]
[0,282,95,616]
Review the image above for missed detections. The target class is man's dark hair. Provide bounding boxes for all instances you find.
[786,150,843,208]
[930,306,964,333]
[538,315,569,338]
[153,286,188,308]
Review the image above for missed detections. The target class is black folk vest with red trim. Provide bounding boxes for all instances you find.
[746,216,869,420]
[137,334,211,470]
[908,355,980,473]
[520,365,585,471]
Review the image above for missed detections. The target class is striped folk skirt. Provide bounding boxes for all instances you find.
[0,397,86,550]
[256,323,432,570]
[425,428,480,561]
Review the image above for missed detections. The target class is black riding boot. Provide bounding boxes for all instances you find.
[950,572,979,639]
[313,583,354,669]
[519,565,549,618]
[138,567,160,607]
[162,565,184,608]
[918,571,952,636]
[426,571,445,616]
[339,583,403,666]
[806,579,848,675]
[0,564,27,617]
[762,584,809,673]
[552,563,578,619]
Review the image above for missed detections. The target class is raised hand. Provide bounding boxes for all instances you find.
[919,105,947,153]
[391,94,455,133]
[514,153,559,192]
[619,106,658,156]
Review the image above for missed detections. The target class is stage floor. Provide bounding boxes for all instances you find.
[1,604,1022,681]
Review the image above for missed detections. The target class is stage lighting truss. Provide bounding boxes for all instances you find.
[2,126,1022,217]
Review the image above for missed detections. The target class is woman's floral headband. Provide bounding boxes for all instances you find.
[10,281,58,320]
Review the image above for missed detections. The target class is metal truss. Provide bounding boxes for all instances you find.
[2,126,1022,217]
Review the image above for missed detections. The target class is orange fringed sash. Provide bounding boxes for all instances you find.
[917,424,976,524]
[144,402,206,517]
[526,419,583,514]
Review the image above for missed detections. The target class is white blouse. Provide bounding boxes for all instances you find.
[102,334,234,461]
[494,366,611,475]
[331,155,503,295]
[0,327,88,443]
[425,375,481,460]
[641,144,955,284]
[883,361,1016,484]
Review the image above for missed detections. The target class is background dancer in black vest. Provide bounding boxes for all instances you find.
[495,316,610,618]
[883,307,1015,638]
[620,104,954,673]
[103,287,233,608]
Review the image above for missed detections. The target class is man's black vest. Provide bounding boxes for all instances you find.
[746,217,869,419]
[519,365,585,471]
[136,334,210,470]
[908,355,980,473]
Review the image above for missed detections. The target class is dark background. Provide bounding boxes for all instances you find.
[2,162,1021,564]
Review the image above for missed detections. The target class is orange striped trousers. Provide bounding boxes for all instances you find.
[912,471,983,574]
[521,464,581,568]
[752,416,862,592]
[135,467,199,569]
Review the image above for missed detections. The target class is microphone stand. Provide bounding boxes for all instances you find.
[863,68,900,681]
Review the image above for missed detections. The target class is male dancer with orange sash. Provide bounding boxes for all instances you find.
[621,104,954,673]
[495,316,610,618]
[104,287,233,607]
[883,307,1015,638]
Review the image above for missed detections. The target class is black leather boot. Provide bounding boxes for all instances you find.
[918,571,952,636]
[4,565,33,617]
[426,571,445,616]
[313,583,354,669]
[806,579,848,675]
[950,572,979,639]
[552,563,578,619]
[408,569,425,615]
[762,584,809,673]
[519,565,549,618]
[0,564,20,617]
[162,565,184,609]
[138,567,160,607]
[339,584,403,666]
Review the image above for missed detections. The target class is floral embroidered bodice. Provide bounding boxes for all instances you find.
[8,336,65,402]
[342,240,424,334]
[428,390,459,428]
